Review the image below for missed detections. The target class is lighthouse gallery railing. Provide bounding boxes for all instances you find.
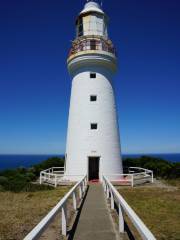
[69,37,116,57]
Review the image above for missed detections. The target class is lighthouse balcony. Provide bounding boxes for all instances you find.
[68,36,116,58]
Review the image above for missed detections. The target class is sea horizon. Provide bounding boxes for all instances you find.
[0,152,179,171]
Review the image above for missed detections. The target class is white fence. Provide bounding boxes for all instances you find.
[40,167,65,187]
[105,167,153,187]
[103,175,156,240]
[24,175,87,240]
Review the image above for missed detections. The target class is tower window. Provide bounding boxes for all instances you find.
[90,95,97,102]
[77,17,83,37]
[91,123,98,130]
[90,40,96,50]
[90,73,96,78]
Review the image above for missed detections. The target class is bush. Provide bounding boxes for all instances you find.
[123,156,180,179]
[0,156,64,192]
[32,157,64,176]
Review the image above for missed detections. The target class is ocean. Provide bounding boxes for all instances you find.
[0,153,179,171]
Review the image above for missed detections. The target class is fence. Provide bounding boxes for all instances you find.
[69,37,116,57]
[24,175,87,240]
[129,167,153,183]
[105,167,153,187]
[102,175,156,240]
[40,167,65,187]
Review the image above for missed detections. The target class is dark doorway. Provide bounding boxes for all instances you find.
[88,157,99,181]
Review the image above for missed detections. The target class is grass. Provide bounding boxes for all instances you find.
[117,179,180,240]
[0,186,71,240]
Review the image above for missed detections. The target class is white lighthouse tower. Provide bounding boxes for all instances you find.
[65,1,123,181]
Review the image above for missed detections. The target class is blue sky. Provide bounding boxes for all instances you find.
[0,0,179,154]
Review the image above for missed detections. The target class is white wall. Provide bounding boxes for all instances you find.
[65,66,123,180]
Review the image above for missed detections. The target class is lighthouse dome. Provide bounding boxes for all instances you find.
[80,1,104,15]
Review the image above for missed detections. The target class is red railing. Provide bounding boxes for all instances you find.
[68,38,116,57]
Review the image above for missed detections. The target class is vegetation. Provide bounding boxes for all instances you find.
[0,157,64,192]
[117,181,180,240]
[123,155,180,179]
[0,187,71,240]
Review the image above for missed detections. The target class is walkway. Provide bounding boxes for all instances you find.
[72,183,118,240]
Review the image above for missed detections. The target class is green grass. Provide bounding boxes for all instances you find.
[117,180,180,240]
[0,186,71,240]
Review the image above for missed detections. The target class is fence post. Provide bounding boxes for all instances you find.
[73,192,77,210]
[85,176,87,188]
[55,175,57,188]
[103,178,106,191]
[118,203,124,233]
[82,180,85,194]
[61,204,67,236]
[106,185,109,199]
[105,182,108,193]
[48,170,50,180]
[131,175,134,187]
[151,171,154,183]
[79,184,82,199]
[110,190,114,209]
[40,172,42,184]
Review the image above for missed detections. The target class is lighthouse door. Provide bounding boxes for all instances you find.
[88,157,99,181]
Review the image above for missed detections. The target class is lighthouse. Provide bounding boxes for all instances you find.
[65,1,123,181]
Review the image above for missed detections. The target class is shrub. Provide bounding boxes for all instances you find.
[123,156,180,179]
[32,157,64,176]
[0,156,64,192]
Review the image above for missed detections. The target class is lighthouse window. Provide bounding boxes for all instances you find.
[90,73,96,78]
[90,95,97,102]
[90,40,96,50]
[91,123,98,130]
[77,17,83,37]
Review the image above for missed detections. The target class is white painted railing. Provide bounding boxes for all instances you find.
[129,167,154,183]
[24,175,87,240]
[40,167,65,187]
[129,167,153,183]
[105,174,134,187]
[105,167,153,187]
[103,175,156,240]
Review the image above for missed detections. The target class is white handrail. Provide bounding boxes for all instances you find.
[129,167,153,173]
[103,175,156,240]
[24,175,87,240]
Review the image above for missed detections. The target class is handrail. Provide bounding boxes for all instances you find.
[128,167,154,183]
[68,37,116,57]
[103,175,156,240]
[129,167,152,173]
[24,175,87,240]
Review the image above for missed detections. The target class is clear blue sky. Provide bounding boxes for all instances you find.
[0,0,179,154]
